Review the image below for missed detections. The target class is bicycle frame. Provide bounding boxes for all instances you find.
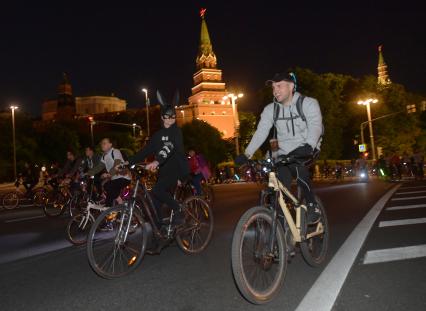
[267,171,324,245]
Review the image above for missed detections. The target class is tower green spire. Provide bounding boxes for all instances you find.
[377,45,391,86]
[196,9,217,69]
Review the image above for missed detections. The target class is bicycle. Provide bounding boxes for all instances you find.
[43,176,92,218]
[2,180,48,210]
[174,178,215,205]
[66,177,112,245]
[86,164,214,279]
[231,156,329,304]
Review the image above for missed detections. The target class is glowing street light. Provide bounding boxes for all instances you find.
[10,105,18,180]
[358,98,379,160]
[223,92,244,155]
[142,88,150,139]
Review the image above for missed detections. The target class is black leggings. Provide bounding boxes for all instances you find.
[277,164,316,205]
[103,178,130,207]
[152,173,180,220]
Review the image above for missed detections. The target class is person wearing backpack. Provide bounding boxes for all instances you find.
[87,138,131,207]
[236,71,323,224]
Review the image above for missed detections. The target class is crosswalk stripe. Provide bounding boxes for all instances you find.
[379,217,426,227]
[363,244,426,264]
[395,190,426,195]
[4,215,45,223]
[386,204,426,211]
[391,195,426,201]
[295,185,400,311]
[399,185,426,190]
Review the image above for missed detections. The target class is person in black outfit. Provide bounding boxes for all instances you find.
[129,91,189,226]
[20,162,39,194]
[80,146,102,199]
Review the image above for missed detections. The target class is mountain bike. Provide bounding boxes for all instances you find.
[86,164,214,279]
[231,156,329,304]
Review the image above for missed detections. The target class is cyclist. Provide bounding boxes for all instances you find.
[80,146,102,199]
[129,91,189,226]
[236,71,323,224]
[19,162,39,195]
[87,138,131,207]
[188,149,203,196]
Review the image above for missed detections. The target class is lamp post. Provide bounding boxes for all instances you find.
[10,105,18,181]
[132,123,136,137]
[223,93,244,155]
[142,88,150,139]
[358,98,378,160]
[88,116,95,146]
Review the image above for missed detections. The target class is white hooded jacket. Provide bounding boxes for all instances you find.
[245,92,323,158]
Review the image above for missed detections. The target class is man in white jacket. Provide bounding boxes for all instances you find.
[237,71,323,223]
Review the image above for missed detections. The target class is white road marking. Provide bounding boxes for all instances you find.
[391,195,426,201]
[386,204,426,211]
[379,217,426,227]
[4,215,45,223]
[399,185,426,190]
[395,190,426,195]
[363,244,426,264]
[295,184,400,311]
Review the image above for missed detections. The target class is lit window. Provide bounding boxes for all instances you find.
[421,101,426,111]
[222,111,226,115]
[407,104,416,114]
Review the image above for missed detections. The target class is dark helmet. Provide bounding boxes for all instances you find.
[266,71,298,93]
[157,90,179,117]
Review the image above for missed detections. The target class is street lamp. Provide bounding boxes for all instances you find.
[10,105,18,181]
[142,88,150,139]
[132,123,137,137]
[358,98,379,160]
[223,92,244,155]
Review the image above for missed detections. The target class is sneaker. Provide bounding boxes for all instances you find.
[307,204,321,224]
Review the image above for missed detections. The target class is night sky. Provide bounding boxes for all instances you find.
[1,1,425,116]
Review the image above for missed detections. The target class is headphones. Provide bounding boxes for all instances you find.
[288,72,297,93]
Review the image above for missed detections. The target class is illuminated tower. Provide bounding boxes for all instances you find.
[377,45,391,86]
[177,9,236,138]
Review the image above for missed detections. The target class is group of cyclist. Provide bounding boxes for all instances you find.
[16,71,322,228]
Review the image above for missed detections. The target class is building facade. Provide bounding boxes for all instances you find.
[42,73,127,121]
[176,9,237,138]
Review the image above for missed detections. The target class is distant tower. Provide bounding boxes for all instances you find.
[176,9,236,138]
[377,45,391,86]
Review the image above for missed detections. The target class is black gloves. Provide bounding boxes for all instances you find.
[235,154,249,166]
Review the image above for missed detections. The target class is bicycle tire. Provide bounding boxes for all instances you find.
[231,206,287,304]
[300,196,329,267]
[86,205,148,279]
[176,196,214,254]
[67,214,94,245]
[2,191,20,209]
[201,184,215,205]
[43,191,67,217]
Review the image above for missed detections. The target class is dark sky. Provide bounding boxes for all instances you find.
[1,1,425,116]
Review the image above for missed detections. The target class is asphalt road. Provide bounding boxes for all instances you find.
[1,180,423,311]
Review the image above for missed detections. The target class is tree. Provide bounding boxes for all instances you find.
[238,111,257,152]
[181,119,228,166]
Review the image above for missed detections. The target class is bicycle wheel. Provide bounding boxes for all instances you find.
[67,213,94,245]
[43,191,67,217]
[300,196,329,267]
[231,206,287,304]
[176,196,214,254]
[201,184,215,205]
[33,189,48,207]
[2,191,20,209]
[87,205,147,279]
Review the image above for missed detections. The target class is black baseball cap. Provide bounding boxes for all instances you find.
[265,71,297,86]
